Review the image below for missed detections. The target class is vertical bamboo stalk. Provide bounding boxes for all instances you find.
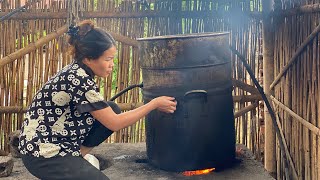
[262,0,276,175]
[318,42,320,180]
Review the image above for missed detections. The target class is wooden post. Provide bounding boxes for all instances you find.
[262,0,276,176]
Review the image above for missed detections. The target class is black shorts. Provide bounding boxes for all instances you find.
[82,101,121,147]
[22,101,121,180]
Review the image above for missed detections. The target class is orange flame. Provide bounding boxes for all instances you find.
[182,168,215,176]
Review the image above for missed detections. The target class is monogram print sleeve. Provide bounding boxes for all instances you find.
[67,63,109,113]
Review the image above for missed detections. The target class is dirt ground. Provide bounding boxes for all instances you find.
[3,143,274,180]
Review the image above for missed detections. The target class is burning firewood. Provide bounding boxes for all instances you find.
[182,168,215,176]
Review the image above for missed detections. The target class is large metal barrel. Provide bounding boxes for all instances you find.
[137,33,235,172]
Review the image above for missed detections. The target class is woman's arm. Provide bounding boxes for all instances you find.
[90,96,177,131]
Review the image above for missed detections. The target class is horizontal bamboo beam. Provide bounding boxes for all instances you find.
[234,102,258,118]
[270,21,320,89]
[232,79,259,94]
[233,94,262,102]
[109,32,138,47]
[0,94,261,114]
[0,102,144,113]
[0,26,138,68]
[0,10,258,20]
[0,24,68,68]
[279,3,320,16]
[270,95,320,136]
[0,0,43,22]
[118,102,143,111]
[3,4,320,21]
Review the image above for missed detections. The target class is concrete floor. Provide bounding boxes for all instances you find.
[3,143,274,180]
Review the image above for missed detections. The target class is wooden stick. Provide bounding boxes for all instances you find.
[270,95,320,136]
[278,3,320,16]
[233,94,263,102]
[0,103,144,114]
[234,102,259,118]
[0,27,138,69]
[262,3,277,172]
[108,32,138,47]
[0,0,44,22]
[270,22,320,89]
[274,110,299,180]
[0,94,262,113]
[0,10,262,20]
[232,78,260,94]
[0,24,68,68]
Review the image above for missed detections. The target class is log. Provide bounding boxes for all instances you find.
[0,156,13,178]
[9,130,22,158]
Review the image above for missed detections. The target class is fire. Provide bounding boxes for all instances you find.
[182,168,215,176]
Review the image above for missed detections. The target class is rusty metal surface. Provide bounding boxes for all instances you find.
[138,32,235,172]
[138,32,231,95]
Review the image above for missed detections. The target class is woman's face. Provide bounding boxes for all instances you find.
[83,46,117,78]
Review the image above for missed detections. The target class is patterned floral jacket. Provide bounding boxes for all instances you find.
[19,60,109,158]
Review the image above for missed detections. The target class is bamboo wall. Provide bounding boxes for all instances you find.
[0,0,263,167]
[272,1,320,179]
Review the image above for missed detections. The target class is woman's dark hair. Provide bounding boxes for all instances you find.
[67,20,116,61]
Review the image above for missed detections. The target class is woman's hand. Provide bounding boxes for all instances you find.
[152,96,177,113]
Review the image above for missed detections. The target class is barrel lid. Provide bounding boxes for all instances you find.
[137,32,229,41]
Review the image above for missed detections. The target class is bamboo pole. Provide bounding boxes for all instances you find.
[232,79,260,94]
[232,95,263,102]
[270,22,320,89]
[108,32,138,47]
[0,11,217,20]
[0,0,43,22]
[0,24,68,68]
[234,102,259,119]
[0,26,138,69]
[269,78,320,133]
[274,112,299,180]
[262,0,276,175]
[311,34,318,180]
[0,10,263,20]
[278,4,320,16]
[0,103,144,114]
